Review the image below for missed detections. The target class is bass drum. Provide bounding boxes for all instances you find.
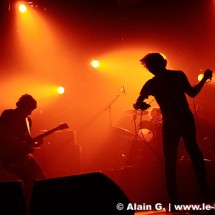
[139,118,162,139]
[137,120,163,163]
[138,120,155,142]
[137,128,153,142]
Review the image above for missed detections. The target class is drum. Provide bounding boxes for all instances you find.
[137,128,153,142]
[149,107,162,124]
[137,119,163,163]
[138,120,155,142]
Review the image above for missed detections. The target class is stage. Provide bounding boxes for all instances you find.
[135,210,214,215]
[135,211,174,215]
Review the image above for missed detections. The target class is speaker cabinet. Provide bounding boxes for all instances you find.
[34,130,81,177]
[0,180,26,215]
[29,172,134,215]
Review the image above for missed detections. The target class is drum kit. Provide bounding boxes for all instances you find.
[124,106,162,142]
[111,106,215,169]
[110,107,164,169]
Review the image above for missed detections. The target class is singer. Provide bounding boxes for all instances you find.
[133,52,213,211]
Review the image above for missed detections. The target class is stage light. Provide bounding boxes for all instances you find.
[18,3,27,13]
[90,59,100,68]
[57,86,65,94]
[198,74,204,81]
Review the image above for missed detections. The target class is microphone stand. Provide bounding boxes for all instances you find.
[106,88,125,127]
[78,86,125,133]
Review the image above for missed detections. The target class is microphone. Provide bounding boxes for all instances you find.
[204,69,213,81]
[121,86,125,94]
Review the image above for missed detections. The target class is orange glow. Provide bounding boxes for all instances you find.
[160,52,167,60]
[90,47,154,85]
[0,77,64,108]
[15,2,57,63]
[5,4,172,177]
[2,0,214,181]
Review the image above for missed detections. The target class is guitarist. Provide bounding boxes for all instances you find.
[0,94,46,210]
[133,53,213,211]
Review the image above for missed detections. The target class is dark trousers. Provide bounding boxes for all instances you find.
[4,154,46,210]
[162,113,207,204]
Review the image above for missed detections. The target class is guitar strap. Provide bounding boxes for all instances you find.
[25,117,31,136]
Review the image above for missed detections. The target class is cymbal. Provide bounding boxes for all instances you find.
[125,109,148,116]
[111,126,133,139]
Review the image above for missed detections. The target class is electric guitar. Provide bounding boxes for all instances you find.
[0,123,69,162]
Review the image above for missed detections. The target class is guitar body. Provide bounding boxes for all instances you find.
[0,136,31,162]
[0,123,69,163]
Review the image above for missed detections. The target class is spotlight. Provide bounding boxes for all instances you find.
[18,3,27,13]
[90,59,100,68]
[198,74,204,81]
[18,1,38,13]
[57,86,65,95]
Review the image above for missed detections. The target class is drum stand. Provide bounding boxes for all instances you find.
[125,112,139,167]
[126,110,163,167]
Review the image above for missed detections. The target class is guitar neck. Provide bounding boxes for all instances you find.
[32,127,60,143]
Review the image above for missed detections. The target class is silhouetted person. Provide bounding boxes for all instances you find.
[0,94,46,212]
[133,53,213,209]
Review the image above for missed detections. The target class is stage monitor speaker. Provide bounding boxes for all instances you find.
[0,180,26,215]
[29,172,134,215]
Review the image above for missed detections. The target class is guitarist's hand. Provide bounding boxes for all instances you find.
[32,138,44,149]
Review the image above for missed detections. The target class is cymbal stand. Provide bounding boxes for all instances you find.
[78,86,125,133]
[106,87,125,127]
[127,110,163,167]
[125,111,139,167]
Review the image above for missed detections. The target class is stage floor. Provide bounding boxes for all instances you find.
[135,210,170,215]
[134,209,214,215]
[134,211,191,215]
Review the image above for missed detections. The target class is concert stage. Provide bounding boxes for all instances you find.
[135,211,173,215]
[135,210,215,215]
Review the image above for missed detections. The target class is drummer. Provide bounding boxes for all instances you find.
[149,106,162,125]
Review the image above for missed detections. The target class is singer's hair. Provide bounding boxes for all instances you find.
[16,94,37,110]
[140,53,167,69]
